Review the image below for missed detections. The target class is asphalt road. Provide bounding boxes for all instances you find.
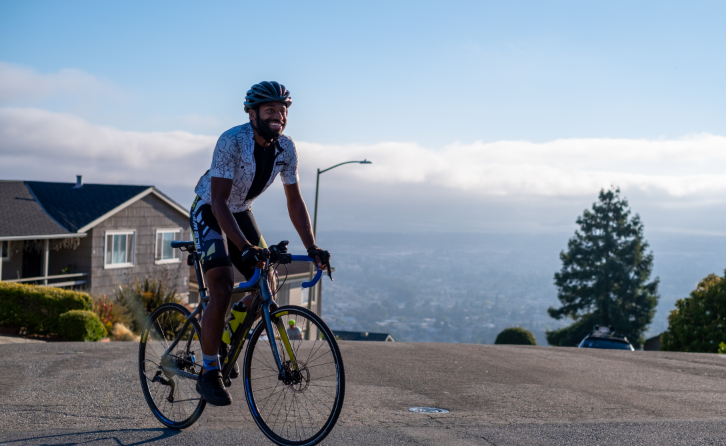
[2,341,726,445]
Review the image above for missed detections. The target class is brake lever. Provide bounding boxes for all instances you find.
[327,263,333,281]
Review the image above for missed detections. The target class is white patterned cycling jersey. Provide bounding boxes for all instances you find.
[194,122,299,213]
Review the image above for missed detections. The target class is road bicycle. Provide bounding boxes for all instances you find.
[137,239,345,446]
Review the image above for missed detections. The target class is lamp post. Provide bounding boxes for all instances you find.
[312,159,372,240]
[305,159,371,339]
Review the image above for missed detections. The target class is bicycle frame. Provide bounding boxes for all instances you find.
[157,250,299,383]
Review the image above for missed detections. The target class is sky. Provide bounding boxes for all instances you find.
[1,0,726,236]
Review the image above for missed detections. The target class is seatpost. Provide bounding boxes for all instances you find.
[192,251,208,301]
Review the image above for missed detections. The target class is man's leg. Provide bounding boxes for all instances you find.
[201,266,234,364]
[229,209,270,310]
[190,197,235,406]
[196,265,235,406]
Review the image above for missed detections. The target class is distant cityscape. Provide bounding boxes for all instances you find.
[269,231,726,345]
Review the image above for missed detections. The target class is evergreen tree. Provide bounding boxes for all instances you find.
[546,188,659,348]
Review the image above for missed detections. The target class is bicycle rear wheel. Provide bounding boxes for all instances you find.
[243,306,345,446]
[139,303,206,429]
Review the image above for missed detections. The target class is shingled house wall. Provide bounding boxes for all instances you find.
[87,194,190,297]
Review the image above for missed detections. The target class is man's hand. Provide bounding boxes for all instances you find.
[240,245,267,270]
[306,245,331,269]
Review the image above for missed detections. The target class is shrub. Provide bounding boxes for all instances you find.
[495,327,537,346]
[93,295,113,336]
[92,295,134,337]
[111,323,139,342]
[0,282,92,335]
[661,271,726,353]
[58,310,106,342]
[115,278,179,333]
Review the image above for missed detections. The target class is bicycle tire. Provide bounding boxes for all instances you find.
[138,303,206,429]
[243,305,345,446]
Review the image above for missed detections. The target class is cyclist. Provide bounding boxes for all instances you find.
[286,319,303,341]
[190,81,330,406]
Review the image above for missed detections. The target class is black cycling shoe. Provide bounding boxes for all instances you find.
[219,344,240,379]
[196,369,232,406]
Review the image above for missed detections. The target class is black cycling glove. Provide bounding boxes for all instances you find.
[240,245,266,270]
[306,245,331,267]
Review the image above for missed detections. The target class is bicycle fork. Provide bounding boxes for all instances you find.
[258,268,300,380]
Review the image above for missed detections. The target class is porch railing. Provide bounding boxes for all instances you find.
[3,272,88,287]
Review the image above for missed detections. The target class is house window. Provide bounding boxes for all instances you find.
[105,231,135,268]
[1,241,8,261]
[155,229,182,263]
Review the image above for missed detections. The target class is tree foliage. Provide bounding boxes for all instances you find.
[661,271,726,353]
[546,188,659,348]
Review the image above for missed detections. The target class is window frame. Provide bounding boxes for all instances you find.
[1,240,10,262]
[154,228,183,264]
[104,230,136,269]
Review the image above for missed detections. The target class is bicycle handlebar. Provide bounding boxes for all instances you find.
[237,255,323,289]
[291,255,323,289]
[237,267,261,289]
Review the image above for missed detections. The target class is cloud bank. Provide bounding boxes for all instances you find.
[302,136,726,199]
[2,107,726,204]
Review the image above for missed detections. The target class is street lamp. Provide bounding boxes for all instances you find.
[305,159,372,338]
[312,159,372,239]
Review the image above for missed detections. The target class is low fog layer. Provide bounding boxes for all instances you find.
[2,106,726,236]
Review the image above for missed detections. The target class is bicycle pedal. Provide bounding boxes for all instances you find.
[224,378,232,387]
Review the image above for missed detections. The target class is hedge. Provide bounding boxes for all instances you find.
[58,310,106,342]
[495,327,537,346]
[0,282,92,335]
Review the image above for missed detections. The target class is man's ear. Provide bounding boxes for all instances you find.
[248,108,256,122]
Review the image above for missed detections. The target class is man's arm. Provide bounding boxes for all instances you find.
[283,182,321,258]
[283,182,315,250]
[211,177,252,251]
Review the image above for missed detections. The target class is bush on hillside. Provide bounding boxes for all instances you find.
[58,310,106,342]
[495,327,537,346]
[0,282,92,335]
[661,271,726,353]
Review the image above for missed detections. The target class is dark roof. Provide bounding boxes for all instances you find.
[26,181,151,233]
[333,330,394,342]
[0,181,70,237]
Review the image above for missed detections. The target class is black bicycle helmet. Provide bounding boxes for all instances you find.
[244,81,292,112]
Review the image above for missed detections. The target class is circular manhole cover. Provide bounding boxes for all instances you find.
[409,407,449,414]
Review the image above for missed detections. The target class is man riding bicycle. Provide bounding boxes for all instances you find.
[190,81,330,406]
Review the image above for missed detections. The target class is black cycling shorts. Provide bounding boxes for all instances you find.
[190,195,268,280]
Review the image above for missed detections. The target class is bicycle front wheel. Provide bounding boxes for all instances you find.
[243,305,345,446]
[139,303,205,429]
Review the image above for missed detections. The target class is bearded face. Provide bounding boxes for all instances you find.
[251,103,287,141]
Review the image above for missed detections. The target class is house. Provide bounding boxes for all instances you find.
[333,330,395,342]
[0,177,190,298]
[643,334,662,351]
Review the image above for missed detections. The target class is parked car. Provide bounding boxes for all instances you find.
[578,326,635,351]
